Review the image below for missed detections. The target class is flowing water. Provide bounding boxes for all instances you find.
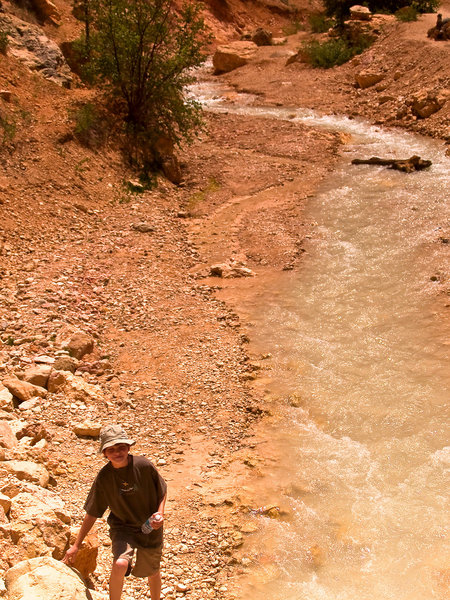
[192,80,450,599]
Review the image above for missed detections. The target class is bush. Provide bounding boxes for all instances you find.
[75,0,209,170]
[301,33,372,68]
[395,5,418,20]
[309,12,334,33]
[410,0,440,12]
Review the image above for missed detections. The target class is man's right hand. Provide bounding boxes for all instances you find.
[62,544,79,565]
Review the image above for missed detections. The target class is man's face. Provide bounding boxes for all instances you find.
[103,443,130,468]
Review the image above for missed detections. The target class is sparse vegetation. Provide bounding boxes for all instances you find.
[301,33,373,68]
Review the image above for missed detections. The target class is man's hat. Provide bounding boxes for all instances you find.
[99,424,136,453]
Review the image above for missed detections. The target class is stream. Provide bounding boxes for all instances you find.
[191,79,450,600]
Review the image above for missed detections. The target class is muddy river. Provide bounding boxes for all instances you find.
[193,79,450,600]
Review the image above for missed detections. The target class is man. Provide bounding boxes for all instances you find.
[63,424,167,600]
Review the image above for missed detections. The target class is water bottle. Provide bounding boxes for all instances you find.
[141,513,162,534]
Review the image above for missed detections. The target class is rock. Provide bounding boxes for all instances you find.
[210,263,255,278]
[2,460,50,488]
[66,332,95,359]
[73,421,102,437]
[0,421,18,449]
[0,386,13,410]
[1,481,70,524]
[7,493,70,561]
[355,70,384,89]
[23,365,52,388]
[56,325,95,359]
[17,422,49,445]
[410,88,449,119]
[69,527,99,577]
[131,222,155,233]
[252,28,272,46]
[5,14,72,87]
[47,370,67,393]
[2,377,47,402]
[52,355,79,373]
[47,371,104,403]
[161,155,183,185]
[0,492,11,515]
[4,556,91,599]
[0,90,12,102]
[213,41,258,74]
[350,5,372,21]
[30,0,61,25]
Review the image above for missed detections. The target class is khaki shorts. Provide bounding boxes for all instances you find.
[110,528,162,578]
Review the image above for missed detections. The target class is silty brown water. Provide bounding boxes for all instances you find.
[193,81,450,599]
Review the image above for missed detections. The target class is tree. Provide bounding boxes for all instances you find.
[78,0,208,167]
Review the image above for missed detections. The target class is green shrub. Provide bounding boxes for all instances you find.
[395,5,418,20]
[301,33,372,68]
[76,0,209,170]
[0,30,8,54]
[308,12,334,33]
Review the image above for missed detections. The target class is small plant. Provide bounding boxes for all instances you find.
[0,30,8,55]
[308,12,334,33]
[301,32,373,68]
[395,6,418,21]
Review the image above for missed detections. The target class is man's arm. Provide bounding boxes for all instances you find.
[150,494,167,530]
[62,513,97,564]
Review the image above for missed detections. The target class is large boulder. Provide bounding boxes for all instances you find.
[1,460,50,488]
[4,493,71,562]
[410,88,450,118]
[0,421,18,449]
[5,14,72,87]
[47,371,104,404]
[213,41,258,74]
[0,385,13,410]
[56,326,95,360]
[350,5,372,21]
[68,527,99,578]
[30,0,61,25]
[2,377,47,403]
[355,70,384,89]
[4,556,98,599]
[22,365,52,388]
[252,28,272,46]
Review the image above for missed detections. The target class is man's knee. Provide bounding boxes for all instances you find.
[148,570,161,581]
[112,557,129,575]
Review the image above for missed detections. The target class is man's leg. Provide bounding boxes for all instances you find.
[148,570,161,600]
[109,558,129,600]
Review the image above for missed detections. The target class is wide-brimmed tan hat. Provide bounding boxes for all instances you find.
[99,424,136,453]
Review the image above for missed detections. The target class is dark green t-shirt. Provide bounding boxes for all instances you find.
[84,455,167,542]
